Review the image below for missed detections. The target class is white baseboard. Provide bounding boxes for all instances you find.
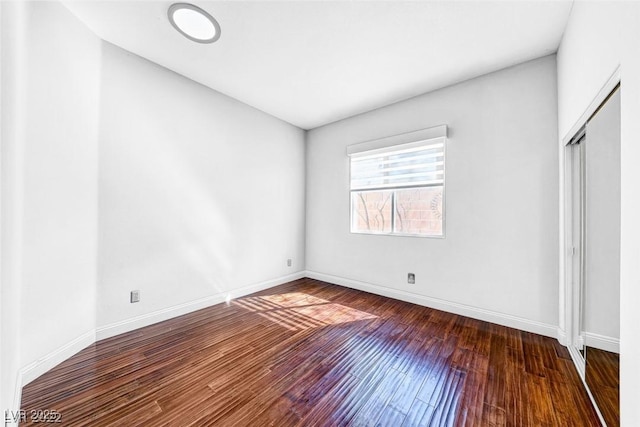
[17,328,96,394]
[585,332,620,354]
[556,327,568,346]
[305,270,559,339]
[96,271,306,341]
[11,271,305,417]
[227,271,306,300]
[95,294,225,341]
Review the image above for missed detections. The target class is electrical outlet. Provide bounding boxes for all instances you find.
[287,258,292,267]
[407,273,415,284]
[130,290,140,303]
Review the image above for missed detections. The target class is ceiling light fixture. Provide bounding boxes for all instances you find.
[168,3,221,44]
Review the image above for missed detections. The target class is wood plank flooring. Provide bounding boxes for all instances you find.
[586,347,619,427]
[20,278,601,426]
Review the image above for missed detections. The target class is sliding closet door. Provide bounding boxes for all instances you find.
[585,87,620,426]
[584,88,620,346]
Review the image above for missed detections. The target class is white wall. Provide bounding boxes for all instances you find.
[96,42,306,332]
[0,0,102,416]
[21,0,101,383]
[306,56,559,333]
[1,1,27,416]
[557,2,640,424]
[19,0,101,367]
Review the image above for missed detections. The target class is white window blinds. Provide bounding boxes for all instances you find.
[350,138,445,191]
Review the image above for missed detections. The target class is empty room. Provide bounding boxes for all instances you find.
[1,1,639,426]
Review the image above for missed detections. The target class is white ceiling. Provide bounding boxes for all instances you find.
[63,1,573,130]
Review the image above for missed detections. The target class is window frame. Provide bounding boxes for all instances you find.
[348,127,447,238]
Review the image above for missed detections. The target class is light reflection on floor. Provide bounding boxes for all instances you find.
[233,292,464,424]
[233,292,378,331]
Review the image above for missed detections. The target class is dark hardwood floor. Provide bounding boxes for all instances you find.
[586,347,619,427]
[21,278,601,426]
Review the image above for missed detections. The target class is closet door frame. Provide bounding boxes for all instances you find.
[559,67,620,427]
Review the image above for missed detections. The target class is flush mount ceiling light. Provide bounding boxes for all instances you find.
[168,3,221,44]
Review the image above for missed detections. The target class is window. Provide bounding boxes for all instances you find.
[348,126,446,237]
